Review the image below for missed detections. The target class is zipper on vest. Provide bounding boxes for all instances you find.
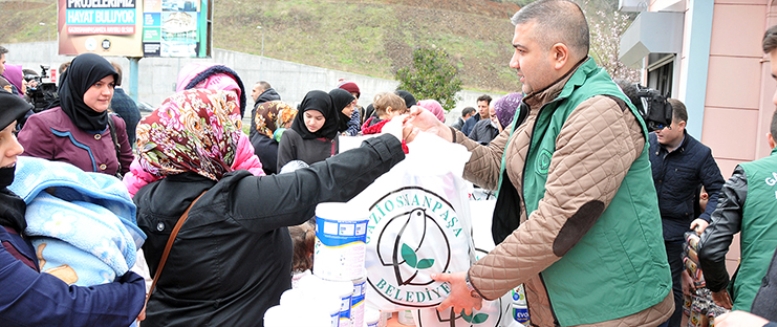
[538,273,561,326]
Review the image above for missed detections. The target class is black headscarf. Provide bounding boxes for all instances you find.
[58,53,118,131]
[0,92,30,232]
[329,88,355,133]
[396,90,417,107]
[291,90,339,140]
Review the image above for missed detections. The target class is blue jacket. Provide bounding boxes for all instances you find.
[110,88,141,147]
[461,113,482,136]
[649,131,724,241]
[0,226,145,326]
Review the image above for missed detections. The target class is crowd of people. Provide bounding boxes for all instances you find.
[1,0,777,326]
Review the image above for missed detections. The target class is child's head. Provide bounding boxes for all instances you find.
[289,221,316,273]
[373,92,408,120]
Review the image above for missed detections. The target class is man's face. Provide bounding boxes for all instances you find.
[0,54,5,76]
[771,49,777,106]
[477,100,490,118]
[654,118,686,146]
[251,84,263,102]
[510,22,555,94]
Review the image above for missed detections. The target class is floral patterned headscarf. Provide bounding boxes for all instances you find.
[254,100,297,138]
[136,89,242,181]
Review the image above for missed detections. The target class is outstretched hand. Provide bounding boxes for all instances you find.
[431,272,483,315]
[404,106,452,142]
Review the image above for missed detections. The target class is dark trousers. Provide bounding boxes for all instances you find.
[659,240,683,327]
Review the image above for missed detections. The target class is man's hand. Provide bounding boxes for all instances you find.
[711,289,733,309]
[715,310,769,327]
[431,272,483,315]
[405,106,451,142]
[690,218,709,235]
[681,270,695,296]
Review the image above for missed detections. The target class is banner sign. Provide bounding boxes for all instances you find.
[58,0,144,56]
[57,0,211,57]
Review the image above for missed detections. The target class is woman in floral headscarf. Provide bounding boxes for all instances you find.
[122,62,264,196]
[134,88,407,327]
[250,100,297,175]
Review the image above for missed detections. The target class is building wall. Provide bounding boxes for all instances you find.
[644,0,777,278]
[704,0,771,179]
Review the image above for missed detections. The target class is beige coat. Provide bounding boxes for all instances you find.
[453,72,672,326]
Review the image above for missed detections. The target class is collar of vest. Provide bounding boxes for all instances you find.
[524,57,591,110]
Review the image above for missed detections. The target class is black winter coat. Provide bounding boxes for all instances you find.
[752,246,777,321]
[649,131,724,241]
[251,132,280,175]
[135,134,405,327]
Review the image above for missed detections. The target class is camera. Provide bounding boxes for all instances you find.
[634,85,672,132]
[25,65,58,113]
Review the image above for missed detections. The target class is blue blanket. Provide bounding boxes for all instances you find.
[9,156,145,286]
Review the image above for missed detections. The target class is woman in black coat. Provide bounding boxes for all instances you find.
[134,89,406,326]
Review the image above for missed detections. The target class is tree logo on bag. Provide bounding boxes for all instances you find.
[366,186,464,307]
[414,306,503,327]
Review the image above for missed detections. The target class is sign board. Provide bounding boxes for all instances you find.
[57,0,144,56]
[142,0,212,58]
[57,0,212,58]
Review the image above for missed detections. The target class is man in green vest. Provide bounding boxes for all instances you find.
[404,0,673,325]
[698,23,777,314]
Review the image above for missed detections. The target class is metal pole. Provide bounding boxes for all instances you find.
[128,57,141,102]
[257,25,263,81]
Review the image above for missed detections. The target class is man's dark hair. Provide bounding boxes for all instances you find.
[667,98,688,123]
[58,61,71,75]
[771,109,777,138]
[0,46,7,56]
[110,62,123,86]
[763,25,777,54]
[477,95,492,104]
[258,81,271,90]
[462,107,476,117]
[511,0,589,59]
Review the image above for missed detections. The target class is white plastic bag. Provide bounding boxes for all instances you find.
[349,133,475,312]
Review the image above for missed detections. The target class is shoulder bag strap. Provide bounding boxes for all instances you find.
[144,191,206,307]
[106,116,123,175]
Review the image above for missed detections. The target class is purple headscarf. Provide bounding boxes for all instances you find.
[2,64,24,97]
[494,93,523,129]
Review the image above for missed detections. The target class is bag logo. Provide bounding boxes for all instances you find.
[367,186,464,308]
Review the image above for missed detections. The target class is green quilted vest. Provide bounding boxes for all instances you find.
[520,58,671,325]
[733,147,777,310]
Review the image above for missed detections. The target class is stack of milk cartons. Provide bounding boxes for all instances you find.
[264,202,368,327]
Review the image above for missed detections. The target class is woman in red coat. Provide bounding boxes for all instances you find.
[17,53,133,177]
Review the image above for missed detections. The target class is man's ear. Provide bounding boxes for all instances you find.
[550,43,570,70]
[769,132,776,149]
